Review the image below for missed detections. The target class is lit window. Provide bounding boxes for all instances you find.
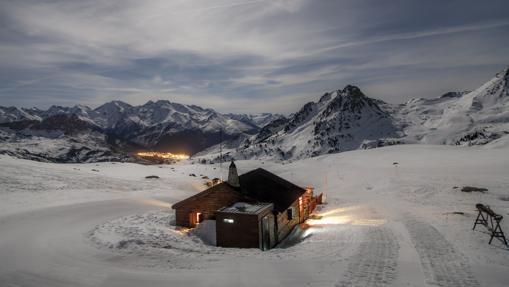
[223,218,234,224]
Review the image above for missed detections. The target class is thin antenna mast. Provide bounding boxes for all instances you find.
[219,128,223,180]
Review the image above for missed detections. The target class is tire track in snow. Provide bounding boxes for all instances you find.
[404,217,480,287]
[336,227,399,287]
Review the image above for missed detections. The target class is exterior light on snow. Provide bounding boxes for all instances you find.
[223,218,234,224]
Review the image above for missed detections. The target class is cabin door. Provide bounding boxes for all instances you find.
[261,215,271,251]
[190,211,203,227]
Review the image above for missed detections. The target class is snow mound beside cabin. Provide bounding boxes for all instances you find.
[86,209,365,269]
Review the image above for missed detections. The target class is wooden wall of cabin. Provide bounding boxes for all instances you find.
[300,188,314,223]
[258,212,277,249]
[174,186,244,228]
[275,199,301,242]
[216,212,260,248]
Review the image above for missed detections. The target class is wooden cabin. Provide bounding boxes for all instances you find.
[172,161,320,250]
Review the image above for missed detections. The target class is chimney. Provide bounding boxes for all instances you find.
[227,160,240,188]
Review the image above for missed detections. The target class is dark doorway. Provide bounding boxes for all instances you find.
[261,215,271,251]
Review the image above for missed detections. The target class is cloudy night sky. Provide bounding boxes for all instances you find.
[1,0,508,114]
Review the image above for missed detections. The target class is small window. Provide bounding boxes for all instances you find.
[223,218,234,224]
[287,207,295,220]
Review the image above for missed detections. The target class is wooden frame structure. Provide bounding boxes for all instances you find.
[473,203,507,245]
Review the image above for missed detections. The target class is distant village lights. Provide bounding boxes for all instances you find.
[136,151,189,160]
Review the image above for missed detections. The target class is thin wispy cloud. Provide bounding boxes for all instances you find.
[312,20,509,56]
[0,0,508,113]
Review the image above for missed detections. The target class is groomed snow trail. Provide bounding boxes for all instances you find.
[404,217,480,287]
[336,227,399,287]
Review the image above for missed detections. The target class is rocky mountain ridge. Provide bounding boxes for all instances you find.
[0,101,278,162]
[197,67,509,162]
[2,67,508,163]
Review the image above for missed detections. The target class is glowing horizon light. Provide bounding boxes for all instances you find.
[136,151,189,160]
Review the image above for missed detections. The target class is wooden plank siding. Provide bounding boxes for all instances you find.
[216,207,276,249]
[299,188,314,223]
[174,184,244,228]
[215,212,261,248]
[275,199,301,242]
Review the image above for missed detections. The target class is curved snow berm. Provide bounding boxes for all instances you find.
[397,67,509,146]
[204,85,400,161]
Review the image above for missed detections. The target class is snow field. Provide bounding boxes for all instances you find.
[1,144,509,286]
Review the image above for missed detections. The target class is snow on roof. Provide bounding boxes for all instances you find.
[217,202,273,215]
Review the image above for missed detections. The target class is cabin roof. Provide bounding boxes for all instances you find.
[217,202,273,215]
[238,168,306,212]
[171,182,240,209]
[172,168,306,212]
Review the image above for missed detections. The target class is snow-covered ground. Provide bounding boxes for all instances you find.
[1,144,509,286]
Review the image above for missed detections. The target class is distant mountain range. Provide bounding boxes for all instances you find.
[1,67,508,163]
[197,67,509,162]
[0,100,282,162]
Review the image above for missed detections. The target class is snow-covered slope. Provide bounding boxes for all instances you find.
[0,114,126,162]
[92,100,133,128]
[224,113,285,130]
[0,106,41,122]
[1,144,509,286]
[397,67,509,145]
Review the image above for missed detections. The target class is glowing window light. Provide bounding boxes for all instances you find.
[223,218,234,224]
[298,196,304,217]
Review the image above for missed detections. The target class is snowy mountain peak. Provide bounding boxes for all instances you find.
[95,100,132,111]
[499,66,509,93]
[342,84,363,96]
[320,85,383,119]
[93,101,133,128]
[0,106,41,122]
[395,67,509,146]
[502,66,509,78]
[459,67,509,112]
[318,92,333,103]
[440,91,470,99]
[215,85,399,161]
